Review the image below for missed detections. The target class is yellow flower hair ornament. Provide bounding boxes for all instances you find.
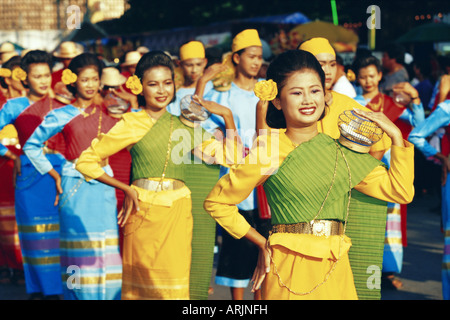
[126,75,143,95]
[0,68,12,78]
[11,67,27,81]
[254,79,278,101]
[61,69,78,85]
[346,69,356,82]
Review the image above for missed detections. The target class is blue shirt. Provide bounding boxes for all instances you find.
[202,80,263,211]
[409,100,450,158]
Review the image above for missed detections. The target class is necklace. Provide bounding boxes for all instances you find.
[268,140,353,296]
[124,114,174,236]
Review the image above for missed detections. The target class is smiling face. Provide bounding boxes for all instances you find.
[273,69,325,129]
[25,63,51,100]
[141,65,174,112]
[73,66,100,101]
[315,53,336,90]
[357,64,382,95]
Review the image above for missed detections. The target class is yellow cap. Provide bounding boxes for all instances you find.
[179,41,205,61]
[232,29,262,53]
[299,37,336,57]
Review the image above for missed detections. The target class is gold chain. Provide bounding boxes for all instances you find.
[268,140,352,296]
[123,114,174,236]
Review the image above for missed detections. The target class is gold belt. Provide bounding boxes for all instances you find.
[132,178,185,192]
[271,220,344,237]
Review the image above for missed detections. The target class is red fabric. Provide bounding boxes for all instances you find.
[14,96,66,155]
[256,185,271,219]
[0,145,23,269]
[51,69,63,89]
[108,147,131,257]
[61,104,117,160]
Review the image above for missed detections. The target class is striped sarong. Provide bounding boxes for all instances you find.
[382,202,403,273]
[0,147,23,272]
[15,154,64,296]
[442,172,450,300]
[58,172,122,300]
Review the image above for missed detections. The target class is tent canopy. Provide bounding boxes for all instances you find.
[396,22,450,43]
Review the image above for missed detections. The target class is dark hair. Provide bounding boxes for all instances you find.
[0,56,21,89]
[266,50,326,129]
[19,50,53,89]
[231,48,245,67]
[135,50,176,106]
[382,43,405,64]
[20,50,52,74]
[66,53,103,95]
[354,55,382,74]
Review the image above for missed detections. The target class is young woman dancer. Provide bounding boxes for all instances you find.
[204,49,415,300]
[0,50,66,299]
[76,51,241,300]
[23,53,122,300]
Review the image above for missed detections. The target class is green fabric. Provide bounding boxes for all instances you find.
[184,160,220,300]
[263,133,387,300]
[130,112,212,182]
[130,112,219,299]
[346,190,387,300]
[264,133,383,225]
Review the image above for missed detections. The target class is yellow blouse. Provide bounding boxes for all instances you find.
[204,130,415,239]
[76,110,241,182]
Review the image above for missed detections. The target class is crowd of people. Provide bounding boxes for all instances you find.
[0,26,449,301]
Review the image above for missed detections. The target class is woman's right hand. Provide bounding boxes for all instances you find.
[251,240,271,293]
[12,156,21,188]
[48,168,63,206]
[118,186,140,227]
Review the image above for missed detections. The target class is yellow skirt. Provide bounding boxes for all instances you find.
[262,233,358,300]
[121,184,193,300]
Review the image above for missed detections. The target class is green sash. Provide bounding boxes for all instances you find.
[130,112,212,182]
[264,133,387,299]
[130,112,219,300]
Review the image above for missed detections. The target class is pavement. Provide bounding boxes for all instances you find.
[0,191,444,300]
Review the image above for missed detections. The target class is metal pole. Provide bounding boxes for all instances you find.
[331,0,339,25]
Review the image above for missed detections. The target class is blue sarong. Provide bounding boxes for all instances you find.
[15,154,65,296]
[58,164,122,300]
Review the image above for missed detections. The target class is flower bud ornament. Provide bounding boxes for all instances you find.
[126,75,143,95]
[11,67,27,81]
[0,68,12,78]
[61,69,78,85]
[254,80,278,101]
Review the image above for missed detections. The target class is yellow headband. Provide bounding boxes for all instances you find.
[299,37,336,57]
[232,29,262,53]
[179,41,205,61]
